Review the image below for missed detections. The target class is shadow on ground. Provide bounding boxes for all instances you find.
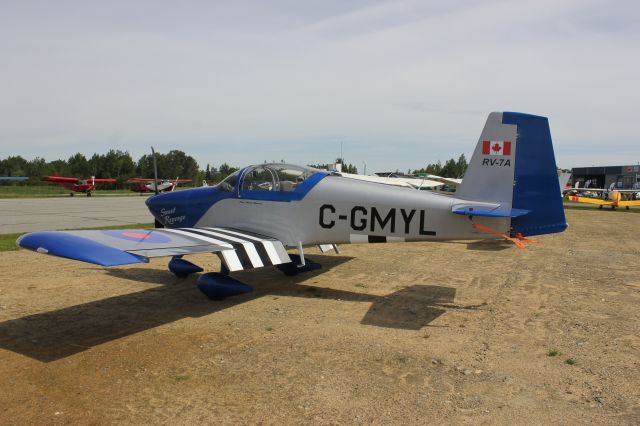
[465,240,513,251]
[0,255,469,362]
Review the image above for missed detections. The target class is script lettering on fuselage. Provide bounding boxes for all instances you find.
[482,158,511,167]
[319,204,435,235]
[160,207,186,225]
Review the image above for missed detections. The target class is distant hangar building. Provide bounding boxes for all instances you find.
[571,164,640,189]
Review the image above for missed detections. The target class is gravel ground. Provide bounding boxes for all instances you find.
[0,209,639,424]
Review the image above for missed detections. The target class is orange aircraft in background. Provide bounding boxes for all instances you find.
[565,189,640,210]
[41,172,116,196]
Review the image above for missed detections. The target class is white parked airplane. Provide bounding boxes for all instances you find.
[18,112,567,299]
[337,172,445,190]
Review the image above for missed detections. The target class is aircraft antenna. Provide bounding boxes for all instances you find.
[151,147,159,196]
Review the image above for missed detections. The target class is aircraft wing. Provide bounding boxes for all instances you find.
[427,175,463,187]
[17,227,291,272]
[396,177,446,189]
[338,173,444,189]
[618,200,640,207]
[91,178,117,183]
[41,176,80,183]
[565,195,612,206]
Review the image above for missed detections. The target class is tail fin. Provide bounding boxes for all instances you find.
[457,112,567,236]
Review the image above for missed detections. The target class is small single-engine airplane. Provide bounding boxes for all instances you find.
[41,173,116,196]
[564,188,640,209]
[19,112,567,299]
[428,175,463,189]
[126,177,192,193]
[336,172,445,190]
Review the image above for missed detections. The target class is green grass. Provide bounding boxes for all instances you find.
[565,358,577,365]
[0,185,151,198]
[0,233,23,252]
[548,349,560,357]
[0,223,154,252]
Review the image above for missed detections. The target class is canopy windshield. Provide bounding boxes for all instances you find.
[218,170,240,192]
[240,164,317,192]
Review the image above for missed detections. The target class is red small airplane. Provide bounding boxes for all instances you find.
[41,172,116,196]
[126,177,192,193]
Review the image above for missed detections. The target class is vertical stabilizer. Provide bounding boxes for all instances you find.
[456,112,517,205]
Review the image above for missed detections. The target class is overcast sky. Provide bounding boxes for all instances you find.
[0,0,638,173]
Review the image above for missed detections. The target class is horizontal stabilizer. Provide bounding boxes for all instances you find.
[452,205,530,218]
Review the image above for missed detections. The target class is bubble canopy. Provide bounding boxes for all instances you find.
[218,164,328,201]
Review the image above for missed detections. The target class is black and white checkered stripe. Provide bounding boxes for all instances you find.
[160,227,290,271]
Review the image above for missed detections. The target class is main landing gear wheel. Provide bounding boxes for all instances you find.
[197,273,253,300]
[167,257,251,300]
[168,256,203,278]
[87,192,92,197]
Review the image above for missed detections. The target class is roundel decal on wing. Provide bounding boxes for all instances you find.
[102,230,172,243]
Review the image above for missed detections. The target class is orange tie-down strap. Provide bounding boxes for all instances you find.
[471,223,535,249]
[515,233,537,244]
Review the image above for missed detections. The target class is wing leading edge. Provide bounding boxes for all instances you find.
[17,227,291,271]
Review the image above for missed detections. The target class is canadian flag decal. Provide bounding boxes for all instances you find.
[482,140,511,156]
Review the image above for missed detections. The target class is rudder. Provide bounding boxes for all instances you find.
[504,112,567,236]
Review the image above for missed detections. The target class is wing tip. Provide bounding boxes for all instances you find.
[18,231,146,266]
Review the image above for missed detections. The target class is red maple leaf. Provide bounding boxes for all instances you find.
[491,143,502,153]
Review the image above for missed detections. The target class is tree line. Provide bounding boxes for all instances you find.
[0,151,469,187]
[0,150,204,187]
[412,154,468,178]
[307,158,358,174]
